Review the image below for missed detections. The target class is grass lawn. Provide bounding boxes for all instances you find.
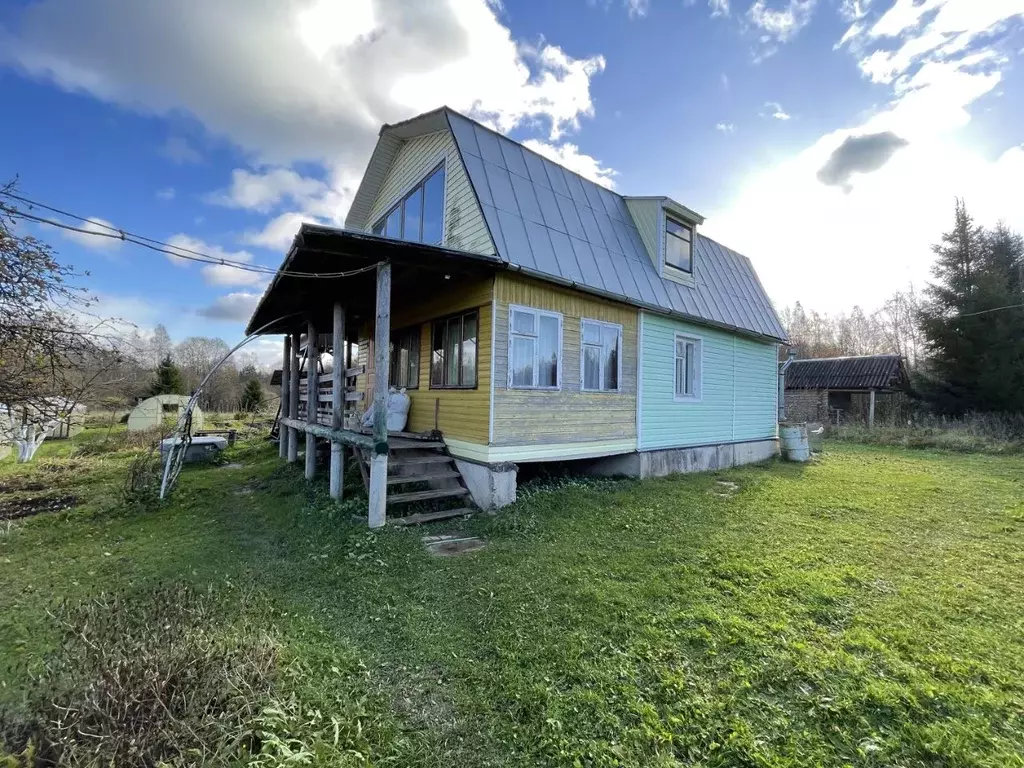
[2,433,1024,766]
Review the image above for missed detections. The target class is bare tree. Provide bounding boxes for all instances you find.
[1,180,125,460]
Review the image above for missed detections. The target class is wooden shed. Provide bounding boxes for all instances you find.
[784,354,909,427]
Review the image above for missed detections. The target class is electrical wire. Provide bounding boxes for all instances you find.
[958,303,1024,318]
[2,190,385,280]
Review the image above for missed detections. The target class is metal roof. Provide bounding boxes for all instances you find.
[444,110,787,342]
[785,354,909,391]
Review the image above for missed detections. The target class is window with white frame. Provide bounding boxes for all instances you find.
[580,319,622,392]
[509,306,561,389]
[674,335,702,399]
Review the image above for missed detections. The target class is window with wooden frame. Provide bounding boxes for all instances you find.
[430,311,478,389]
[580,319,622,392]
[674,334,702,401]
[508,305,562,389]
[371,163,445,245]
[388,327,420,389]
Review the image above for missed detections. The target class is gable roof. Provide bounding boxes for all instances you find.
[785,354,909,391]
[346,107,787,343]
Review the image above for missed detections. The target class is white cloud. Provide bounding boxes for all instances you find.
[206,168,330,214]
[764,101,792,119]
[716,122,736,133]
[522,139,618,189]
[60,216,122,252]
[243,211,320,252]
[709,0,731,17]
[197,292,262,322]
[164,234,266,287]
[747,0,818,43]
[156,187,175,201]
[625,0,650,18]
[158,136,202,165]
[705,0,1024,314]
[3,0,606,164]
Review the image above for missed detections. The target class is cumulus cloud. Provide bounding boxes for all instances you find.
[165,234,266,287]
[685,0,731,16]
[197,292,262,322]
[2,0,605,166]
[747,0,818,43]
[716,122,736,133]
[764,101,792,120]
[816,131,909,190]
[60,216,122,252]
[159,136,202,165]
[522,139,618,189]
[243,211,320,252]
[704,0,1024,315]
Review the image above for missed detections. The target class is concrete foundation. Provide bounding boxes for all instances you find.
[454,458,517,511]
[585,438,779,479]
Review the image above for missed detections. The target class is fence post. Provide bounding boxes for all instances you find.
[368,262,391,529]
[279,334,291,459]
[305,318,318,481]
[287,331,300,463]
[330,302,345,500]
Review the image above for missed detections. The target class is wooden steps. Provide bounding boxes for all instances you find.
[352,434,477,525]
[391,507,475,527]
[387,470,461,485]
[387,487,469,505]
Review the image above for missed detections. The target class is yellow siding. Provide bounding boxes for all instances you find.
[356,278,493,444]
[365,129,493,256]
[492,273,638,447]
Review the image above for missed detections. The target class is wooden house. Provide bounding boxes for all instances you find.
[247,107,788,526]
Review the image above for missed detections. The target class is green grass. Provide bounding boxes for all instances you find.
[3,438,1024,766]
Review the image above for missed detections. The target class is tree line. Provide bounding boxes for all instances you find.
[779,200,1024,416]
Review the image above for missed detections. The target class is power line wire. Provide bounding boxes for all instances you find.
[1,190,383,280]
[958,303,1024,318]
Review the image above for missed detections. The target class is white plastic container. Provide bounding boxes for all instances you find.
[779,422,810,462]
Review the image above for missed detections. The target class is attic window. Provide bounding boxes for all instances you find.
[372,163,445,245]
[665,216,693,273]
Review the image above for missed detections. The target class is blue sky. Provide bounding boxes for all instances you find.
[1,0,1022,364]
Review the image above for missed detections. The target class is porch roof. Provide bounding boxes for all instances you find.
[245,225,503,336]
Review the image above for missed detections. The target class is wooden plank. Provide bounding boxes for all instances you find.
[391,507,475,526]
[330,302,345,500]
[279,334,290,459]
[305,318,318,481]
[345,365,365,378]
[387,470,461,485]
[368,261,391,529]
[389,440,445,450]
[387,487,469,505]
[390,455,453,467]
[345,392,364,402]
[279,418,373,449]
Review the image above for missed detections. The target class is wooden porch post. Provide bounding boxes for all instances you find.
[305,318,319,481]
[868,389,876,429]
[330,302,345,500]
[368,262,391,529]
[279,334,291,459]
[287,331,300,463]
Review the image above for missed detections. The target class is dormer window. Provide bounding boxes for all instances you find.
[665,216,693,273]
[372,163,445,245]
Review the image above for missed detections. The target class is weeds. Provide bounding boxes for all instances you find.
[73,426,165,457]
[120,449,163,512]
[831,411,1024,454]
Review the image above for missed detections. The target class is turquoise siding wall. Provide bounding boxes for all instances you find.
[639,313,778,450]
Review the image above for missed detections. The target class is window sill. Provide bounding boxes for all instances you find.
[509,385,561,392]
[663,265,695,288]
[581,388,624,394]
[429,385,478,391]
[673,394,702,403]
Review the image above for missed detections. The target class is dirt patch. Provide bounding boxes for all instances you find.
[423,533,486,557]
[0,495,77,521]
[0,480,46,495]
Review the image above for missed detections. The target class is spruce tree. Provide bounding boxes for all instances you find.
[240,378,265,412]
[919,201,1024,414]
[148,355,187,396]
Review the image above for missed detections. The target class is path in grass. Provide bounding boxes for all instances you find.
[2,440,1024,766]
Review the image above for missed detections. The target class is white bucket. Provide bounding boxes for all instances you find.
[779,422,810,462]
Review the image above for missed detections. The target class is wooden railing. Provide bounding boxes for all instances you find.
[297,366,364,426]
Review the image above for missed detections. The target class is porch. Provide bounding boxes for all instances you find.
[246,225,502,527]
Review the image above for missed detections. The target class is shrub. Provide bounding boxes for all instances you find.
[0,585,277,767]
[121,449,164,511]
[830,411,1024,454]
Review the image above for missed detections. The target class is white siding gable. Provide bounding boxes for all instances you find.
[365,129,493,256]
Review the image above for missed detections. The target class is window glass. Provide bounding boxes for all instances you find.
[602,325,619,391]
[665,216,693,273]
[511,337,534,387]
[431,324,445,387]
[582,322,601,345]
[385,208,401,238]
[538,315,559,387]
[685,342,696,395]
[446,318,461,386]
[372,221,384,236]
[389,328,420,389]
[403,188,422,242]
[461,313,477,387]
[583,345,601,390]
[512,310,535,335]
[674,336,700,398]
[422,167,445,245]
